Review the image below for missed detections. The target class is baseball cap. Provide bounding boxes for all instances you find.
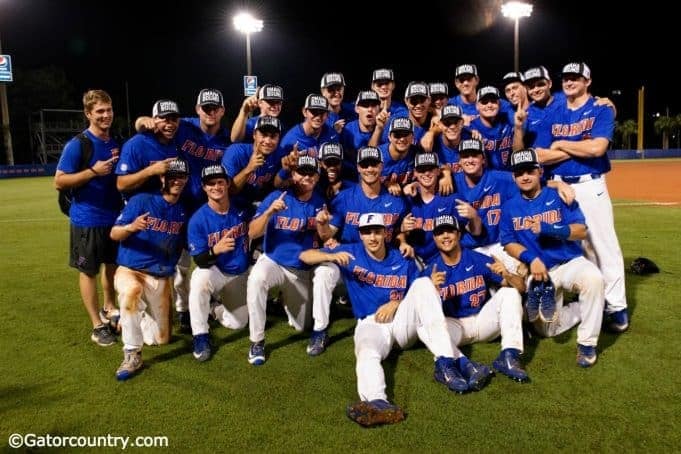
[357,146,382,165]
[441,105,463,121]
[433,214,460,234]
[152,99,180,118]
[414,152,439,170]
[477,86,500,102]
[459,139,484,154]
[165,158,189,177]
[562,62,591,79]
[304,94,330,111]
[372,68,394,83]
[320,72,345,88]
[319,142,343,163]
[258,84,284,102]
[254,115,282,133]
[404,81,430,99]
[455,64,478,79]
[355,90,381,106]
[196,88,224,107]
[201,164,228,183]
[429,82,449,97]
[295,155,319,174]
[523,66,551,83]
[389,117,414,135]
[502,72,524,86]
[509,148,541,171]
[359,213,385,229]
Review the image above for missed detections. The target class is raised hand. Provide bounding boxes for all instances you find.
[401,213,416,233]
[267,191,288,215]
[430,263,446,287]
[316,203,331,225]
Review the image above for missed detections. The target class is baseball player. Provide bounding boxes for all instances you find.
[469,86,516,171]
[307,146,409,356]
[246,156,328,365]
[320,72,357,133]
[278,94,339,160]
[371,84,429,147]
[300,213,471,427]
[500,149,604,367]
[502,71,529,110]
[339,90,382,178]
[187,164,250,362]
[448,64,515,126]
[428,82,450,120]
[402,152,482,266]
[377,117,419,195]
[110,158,190,380]
[533,62,628,333]
[54,89,122,346]
[426,214,528,383]
[230,84,284,144]
[316,142,356,201]
[370,68,409,117]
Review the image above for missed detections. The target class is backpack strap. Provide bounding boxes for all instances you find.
[76,132,94,171]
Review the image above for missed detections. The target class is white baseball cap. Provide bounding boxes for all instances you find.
[359,213,385,229]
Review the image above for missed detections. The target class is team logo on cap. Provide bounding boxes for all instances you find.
[510,148,540,169]
[405,82,429,98]
[198,89,223,106]
[442,105,463,119]
[255,115,281,132]
[455,64,478,78]
[305,94,329,110]
[434,214,459,231]
[356,90,380,105]
[152,100,179,117]
[390,117,414,133]
[459,139,484,153]
[372,68,393,82]
[259,85,283,101]
[357,146,382,163]
[201,164,228,182]
[321,73,345,87]
[562,62,591,79]
[477,86,500,101]
[320,142,343,161]
[415,152,439,168]
[166,158,189,175]
[524,66,550,82]
[359,212,385,228]
[429,83,448,96]
[296,155,319,172]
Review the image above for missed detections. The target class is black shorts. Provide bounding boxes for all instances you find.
[69,225,118,275]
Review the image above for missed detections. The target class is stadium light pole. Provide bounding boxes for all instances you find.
[233,12,263,76]
[501,1,533,73]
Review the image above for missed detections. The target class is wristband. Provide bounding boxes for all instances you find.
[540,222,570,240]
[89,167,98,176]
[277,168,291,180]
[520,250,538,264]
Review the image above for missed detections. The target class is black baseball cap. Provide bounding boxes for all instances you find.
[509,148,541,171]
[201,164,228,183]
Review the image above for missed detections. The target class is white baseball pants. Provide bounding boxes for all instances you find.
[189,266,248,336]
[173,249,190,312]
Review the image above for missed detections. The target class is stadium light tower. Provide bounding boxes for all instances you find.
[501,1,533,73]
[233,12,264,76]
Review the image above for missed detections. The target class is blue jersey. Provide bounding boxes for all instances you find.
[255,190,326,269]
[56,130,121,227]
[454,170,518,247]
[242,115,286,144]
[176,118,230,211]
[449,96,513,124]
[330,185,407,243]
[499,187,585,269]
[407,193,468,264]
[115,132,178,198]
[536,96,614,177]
[325,242,418,319]
[422,249,502,318]
[222,143,281,205]
[378,143,416,187]
[114,193,187,277]
[469,116,515,171]
[326,102,358,130]
[187,203,249,275]
[377,123,426,147]
[525,96,564,148]
[432,132,472,173]
[279,123,339,159]
[386,101,409,118]
[340,120,374,178]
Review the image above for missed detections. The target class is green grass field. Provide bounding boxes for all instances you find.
[1,177,680,451]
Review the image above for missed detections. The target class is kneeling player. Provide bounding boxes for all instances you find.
[500,149,604,368]
[187,165,250,361]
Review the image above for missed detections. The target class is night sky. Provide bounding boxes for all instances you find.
[0,0,674,151]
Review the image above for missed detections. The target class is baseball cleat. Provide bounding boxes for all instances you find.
[458,359,492,391]
[538,278,557,323]
[526,280,542,323]
[493,348,529,383]
[248,341,266,366]
[116,349,143,381]
[91,324,116,347]
[576,344,598,368]
[177,311,191,334]
[434,357,469,393]
[346,399,405,427]
[306,330,329,356]
[604,308,629,333]
[192,333,212,362]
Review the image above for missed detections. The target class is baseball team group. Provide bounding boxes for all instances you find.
[54,61,628,427]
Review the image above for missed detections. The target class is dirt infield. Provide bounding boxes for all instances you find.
[608,159,681,204]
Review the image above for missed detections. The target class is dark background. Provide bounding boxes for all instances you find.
[0,0,674,162]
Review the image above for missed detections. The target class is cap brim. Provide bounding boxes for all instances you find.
[511,164,540,172]
[255,125,280,133]
[295,165,318,174]
[433,224,459,234]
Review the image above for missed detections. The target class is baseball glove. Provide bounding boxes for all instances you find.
[630,257,659,275]
[346,400,405,427]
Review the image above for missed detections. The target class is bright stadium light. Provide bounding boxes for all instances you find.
[501,1,533,73]
[233,12,263,76]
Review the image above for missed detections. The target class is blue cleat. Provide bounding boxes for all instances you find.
[115,349,143,381]
[577,344,598,368]
[526,280,542,323]
[434,357,469,393]
[457,358,492,391]
[605,308,629,333]
[539,278,557,323]
[306,329,330,356]
[192,333,212,362]
[248,341,266,366]
[493,348,529,383]
[346,399,405,427]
